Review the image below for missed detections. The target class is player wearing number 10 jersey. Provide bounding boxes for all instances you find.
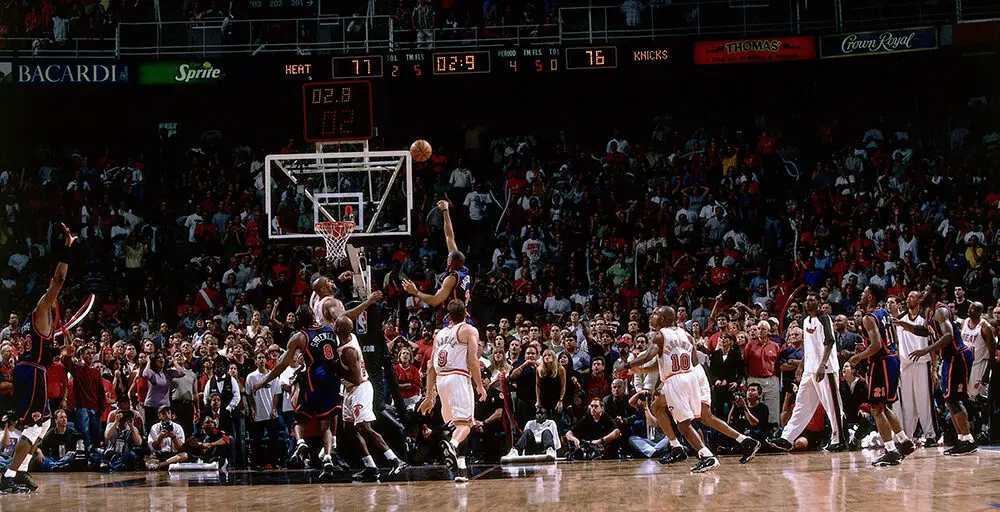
[625,306,759,473]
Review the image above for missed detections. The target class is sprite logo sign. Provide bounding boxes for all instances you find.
[138,61,225,85]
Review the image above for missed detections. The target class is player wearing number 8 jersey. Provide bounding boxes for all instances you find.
[418,300,486,483]
[625,306,759,473]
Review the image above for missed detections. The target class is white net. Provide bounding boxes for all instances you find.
[315,220,355,264]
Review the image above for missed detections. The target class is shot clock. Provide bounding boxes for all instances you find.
[302,81,373,142]
[565,47,619,70]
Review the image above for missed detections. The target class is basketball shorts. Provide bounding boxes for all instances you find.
[968,357,989,399]
[693,365,712,405]
[14,362,50,427]
[436,372,473,423]
[941,349,973,401]
[662,372,703,423]
[342,380,376,424]
[868,355,900,405]
[294,365,342,421]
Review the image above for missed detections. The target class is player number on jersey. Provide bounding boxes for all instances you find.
[22,336,32,353]
[323,344,336,360]
[669,353,691,373]
[437,350,448,368]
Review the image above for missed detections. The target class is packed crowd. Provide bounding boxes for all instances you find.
[0,88,998,472]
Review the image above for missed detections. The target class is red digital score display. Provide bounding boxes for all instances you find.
[302,81,373,142]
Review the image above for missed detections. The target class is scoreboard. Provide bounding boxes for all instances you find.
[295,45,669,141]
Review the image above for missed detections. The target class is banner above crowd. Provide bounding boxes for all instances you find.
[820,27,938,59]
[693,36,816,65]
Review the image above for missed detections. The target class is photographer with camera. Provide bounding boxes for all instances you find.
[564,398,621,460]
[35,410,83,471]
[728,383,769,443]
[146,405,188,470]
[102,398,144,472]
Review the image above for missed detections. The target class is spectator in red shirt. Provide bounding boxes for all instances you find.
[62,345,106,449]
[583,356,611,402]
[742,320,780,426]
[394,347,422,411]
[46,357,70,418]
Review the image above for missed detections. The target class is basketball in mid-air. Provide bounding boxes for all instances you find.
[410,140,433,162]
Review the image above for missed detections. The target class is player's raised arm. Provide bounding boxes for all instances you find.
[403,275,456,307]
[340,291,383,321]
[255,333,304,392]
[625,330,662,371]
[439,200,458,254]
[38,223,77,312]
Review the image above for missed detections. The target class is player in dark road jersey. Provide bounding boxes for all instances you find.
[895,283,978,455]
[1,223,76,494]
[402,200,473,326]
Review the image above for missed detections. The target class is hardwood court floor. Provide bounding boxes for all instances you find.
[3,448,999,511]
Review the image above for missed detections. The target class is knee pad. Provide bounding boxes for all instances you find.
[20,419,51,444]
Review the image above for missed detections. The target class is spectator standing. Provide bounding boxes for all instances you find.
[169,352,198,436]
[743,320,780,425]
[245,353,282,468]
[63,345,105,449]
[141,351,184,430]
[412,0,435,48]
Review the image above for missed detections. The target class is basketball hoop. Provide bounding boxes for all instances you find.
[316,207,356,264]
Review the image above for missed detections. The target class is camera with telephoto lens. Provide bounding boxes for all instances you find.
[119,410,134,422]
[733,390,747,402]
[161,421,173,433]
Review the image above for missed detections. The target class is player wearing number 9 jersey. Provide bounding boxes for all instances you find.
[625,306,759,473]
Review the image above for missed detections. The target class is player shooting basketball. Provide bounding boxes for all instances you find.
[402,200,472,326]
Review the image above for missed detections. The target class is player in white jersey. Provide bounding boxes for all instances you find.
[892,291,937,445]
[626,306,759,473]
[768,291,846,452]
[417,300,486,483]
[963,302,995,400]
[334,317,407,482]
[310,272,377,326]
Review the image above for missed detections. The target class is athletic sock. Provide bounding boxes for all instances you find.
[384,449,398,461]
[697,447,713,458]
[895,431,910,443]
[450,439,459,450]
[669,439,682,448]
[885,440,896,452]
[362,455,376,468]
[960,433,974,442]
[17,457,29,472]
[330,437,338,450]
[4,469,16,478]
[456,456,467,469]
[323,454,332,462]
[735,434,748,443]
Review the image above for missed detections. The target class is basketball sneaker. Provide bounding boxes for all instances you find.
[291,441,310,463]
[658,446,688,465]
[766,437,793,452]
[923,437,937,448]
[387,458,408,478]
[872,450,902,467]
[352,466,380,482]
[690,456,720,473]
[898,439,916,458]
[945,440,978,456]
[454,467,470,483]
[739,438,761,464]
[12,473,37,492]
[0,476,28,494]
[440,440,459,471]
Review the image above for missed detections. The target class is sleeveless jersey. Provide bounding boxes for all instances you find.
[897,312,930,364]
[310,293,339,327]
[961,318,988,362]
[19,311,56,367]
[657,327,694,381]
[927,302,967,358]
[433,323,470,378]
[337,333,369,390]
[301,325,338,371]
[441,267,473,327]
[861,308,897,359]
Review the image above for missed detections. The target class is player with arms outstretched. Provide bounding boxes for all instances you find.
[895,283,978,455]
[626,306,759,473]
[333,316,407,482]
[417,300,486,482]
[0,223,76,494]
[848,284,914,466]
[311,271,379,327]
[402,201,472,326]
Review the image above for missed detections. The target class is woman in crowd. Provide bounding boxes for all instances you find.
[246,310,269,339]
[141,351,184,430]
[536,348,565,418]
